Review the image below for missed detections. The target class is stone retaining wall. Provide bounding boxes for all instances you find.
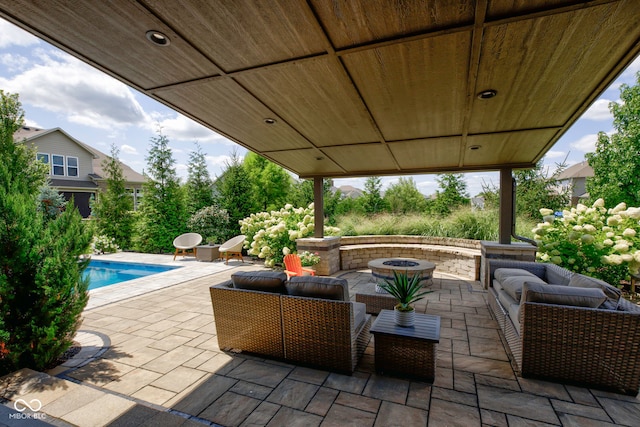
[340,235,481,280]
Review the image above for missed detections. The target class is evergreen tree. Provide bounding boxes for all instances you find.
[215,150,254,238]
[432,173,469,215]
[91,144,134,249]
[134,132,187,253]
[384,177,427,213]
[1,90,91,374]
[362,176,388,214]
[514,160,569,219]
[586,72,640,207]
[243,152,291,211]
[186,142,214,214]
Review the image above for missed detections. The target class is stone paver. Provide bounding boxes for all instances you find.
[2,259,637,426]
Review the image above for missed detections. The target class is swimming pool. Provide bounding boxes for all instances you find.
[84,260,181,290]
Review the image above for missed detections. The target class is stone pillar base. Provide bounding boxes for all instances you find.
[296,236,341,276]
[480,241,537,288]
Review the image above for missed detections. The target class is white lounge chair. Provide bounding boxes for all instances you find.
[219,235,245,264]
[173,233,202,260]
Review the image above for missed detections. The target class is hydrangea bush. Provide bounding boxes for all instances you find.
[91,234,120,254]
[187,204,230,244]
[533,198,640,286]
[240,203,339,267]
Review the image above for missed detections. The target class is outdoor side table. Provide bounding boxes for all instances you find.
[196,244,220,262]
[370,310,440,382]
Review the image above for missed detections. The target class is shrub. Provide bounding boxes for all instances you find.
[187,205,230,244]
[298,251,321,266]
[240,203,339,267]
[534,198,640,285]
[91,234,120,254]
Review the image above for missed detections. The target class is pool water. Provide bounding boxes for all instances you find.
[84,260,181,290]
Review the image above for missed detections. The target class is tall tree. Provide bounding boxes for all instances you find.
[384,177,427,213]
[215,150,254,238]
[1,90,91,374]
[432,173,469,215]
[134,132,187,253]
[186,142,214,214]
[91,144,134,249]
[243,152,291,211]
[362,176,388,214]
[513,160,569,219]
[586,72,640,207]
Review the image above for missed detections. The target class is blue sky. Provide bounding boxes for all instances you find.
[1,18,639,198]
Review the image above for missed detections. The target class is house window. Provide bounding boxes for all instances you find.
[37,153,50,173]
[52,155,65,176]
[67,156,79,177]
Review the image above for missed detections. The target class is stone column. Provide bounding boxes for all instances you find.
[480,241,537,288]
[296,236,341,276]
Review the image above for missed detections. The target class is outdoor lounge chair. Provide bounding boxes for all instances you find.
[173,233,202,260]
[283,254,316,279]
[219,234,245,264]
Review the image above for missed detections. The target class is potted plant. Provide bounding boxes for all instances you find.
[378,270,431,327]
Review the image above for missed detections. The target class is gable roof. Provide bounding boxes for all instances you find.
[558,161,594,180]
[14,126,146,184]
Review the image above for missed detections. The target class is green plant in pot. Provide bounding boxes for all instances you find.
[378,270,431,327]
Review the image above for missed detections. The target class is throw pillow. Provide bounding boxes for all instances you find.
[500,275,547,302]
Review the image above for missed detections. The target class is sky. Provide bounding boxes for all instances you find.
[1,18,639,198]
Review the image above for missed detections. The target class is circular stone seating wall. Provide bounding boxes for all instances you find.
[340,235,481,280]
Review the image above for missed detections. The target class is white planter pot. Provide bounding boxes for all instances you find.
[394,307,415,327]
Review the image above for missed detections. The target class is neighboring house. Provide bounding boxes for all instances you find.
[14,126,146,218]
[336,185,363,199]
[557,161,594,206]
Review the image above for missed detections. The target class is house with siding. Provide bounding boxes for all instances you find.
[14,126,146,218]
[557,160,594,206]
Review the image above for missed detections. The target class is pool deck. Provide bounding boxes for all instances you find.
[1,253,639,426]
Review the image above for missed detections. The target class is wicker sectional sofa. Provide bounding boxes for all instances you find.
[209,271,372,374]
[488,259,640,395]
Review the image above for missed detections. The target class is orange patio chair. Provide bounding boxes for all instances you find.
[283,254,316,279]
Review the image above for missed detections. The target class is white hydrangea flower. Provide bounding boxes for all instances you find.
[611,202,627,214]
[593,198,605,208]
[581,234,595,244]
[603,239,614,246]
[550,256,562,264]
[539,208,554,216]
[282,247,290,255]
[623,228,636,238]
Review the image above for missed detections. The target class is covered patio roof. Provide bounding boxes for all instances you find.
[1,1,639,180]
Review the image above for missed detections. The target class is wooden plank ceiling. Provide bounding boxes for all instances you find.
[1,0,639,178]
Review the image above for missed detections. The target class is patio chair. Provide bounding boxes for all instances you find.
[219,235,246,264]
[283,254,316,279]
[173,233,202,260]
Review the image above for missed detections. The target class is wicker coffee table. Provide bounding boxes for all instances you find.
[370,309,440,382]
[355,282,397,315]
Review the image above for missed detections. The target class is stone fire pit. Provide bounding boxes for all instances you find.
[368,257,435,288]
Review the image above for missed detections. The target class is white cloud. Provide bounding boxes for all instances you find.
[622,56,640,78]
[206,155,232,168]
[1,50,147,129]
[120,144,138,155]
[570,133,599,153]
[149,113,228,144]
[0,53,30,72]
[582,99,613,121]
[544,150,566,159]
[0,20,40,48]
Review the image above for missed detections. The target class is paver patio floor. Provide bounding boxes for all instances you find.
[2,256,639,426]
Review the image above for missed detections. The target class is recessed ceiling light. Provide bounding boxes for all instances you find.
[469,145,481,150]
[146,30,170,46]
[264,118,277,125]
[477,89,497,99]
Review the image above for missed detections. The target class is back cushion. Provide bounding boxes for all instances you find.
[568,274,621,303]
[500,275,547,301]
[522,282,607,308]
[494,268,541,283]
[231,271,287,294]
[286,276,349,301]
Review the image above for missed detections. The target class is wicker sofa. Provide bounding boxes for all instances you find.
[488,259,640,395]
[209,271,372,374]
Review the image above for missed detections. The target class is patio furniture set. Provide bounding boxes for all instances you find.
[210,270,440,379]
[488,259,640,396]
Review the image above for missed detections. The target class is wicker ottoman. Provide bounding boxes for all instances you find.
[355,282,397,315]
[370,310,440,382]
